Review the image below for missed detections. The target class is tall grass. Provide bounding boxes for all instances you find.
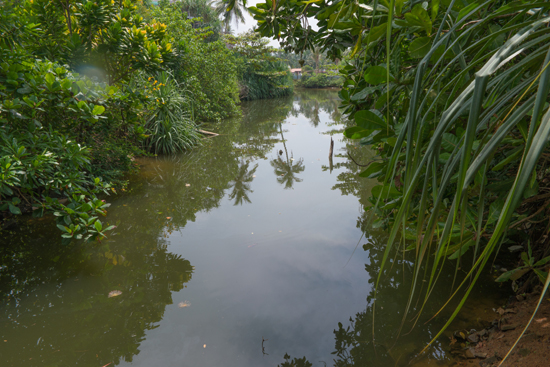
[368,1,550,354]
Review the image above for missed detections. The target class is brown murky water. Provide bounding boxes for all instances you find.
[0,89,506,367]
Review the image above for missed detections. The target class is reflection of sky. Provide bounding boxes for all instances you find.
[119,93,373,366]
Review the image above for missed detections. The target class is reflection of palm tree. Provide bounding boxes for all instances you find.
[271,155,305,189]
[228,159,258,205]
[270,123,305,189]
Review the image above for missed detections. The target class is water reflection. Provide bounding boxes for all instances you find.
[270,123,305,189]
[0,89,502,367]
[276,225,504,367]
[228,159,258,205]
[292,88,343,127]
[0,218,193,366]
[1,90,336,367]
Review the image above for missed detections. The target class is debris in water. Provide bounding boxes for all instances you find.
[203,344,206,348]
[178,301,191,308]
[185,184,190,187]
[108,290,122,298]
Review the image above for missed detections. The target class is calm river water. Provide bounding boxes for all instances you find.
[0,89,504,367]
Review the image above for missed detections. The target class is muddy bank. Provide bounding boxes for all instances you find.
[451,290,550,367]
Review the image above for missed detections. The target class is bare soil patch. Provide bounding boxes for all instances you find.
[451,291,550,367]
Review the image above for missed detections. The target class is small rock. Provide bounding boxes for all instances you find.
[467,333,479,344]
[479,355,500,367]
[475,352,488,359]
[501,323,519,331]
[496,307,516,316]
[465,348,476,359]
[478,329,488,337]
[516,294,526,301]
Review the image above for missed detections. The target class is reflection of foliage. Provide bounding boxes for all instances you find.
[278,353,313,367]
[331,237,450,366]
[293,90,342,127]
[228,159,258,205]
[329,216,500,367]
[131,94,295,226]
[0,216,193,366]
[1,88,347,366]
[327,141,378,208]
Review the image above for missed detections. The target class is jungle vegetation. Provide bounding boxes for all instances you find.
[0,0,291,241]
[248,0,550,361]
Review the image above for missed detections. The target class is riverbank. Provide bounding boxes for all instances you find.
[450,289,550,367]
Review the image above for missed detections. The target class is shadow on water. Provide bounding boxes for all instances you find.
[0,89,505,367]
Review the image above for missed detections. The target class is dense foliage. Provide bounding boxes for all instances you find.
[297,69,344,88]
[0,0,175,242]
[0,0,290,242]
[250,0,550,356]
[227,32,293,100]
[0,0,303,241]
[151,0,242,120]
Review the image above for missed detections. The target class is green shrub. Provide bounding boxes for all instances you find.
[0,0,206,242]
[227,32,294,101]
[0,127,114,243]
[298,73,343,88]
[151,3,241,121]
[239,62,293,100]
[138,71,200,154]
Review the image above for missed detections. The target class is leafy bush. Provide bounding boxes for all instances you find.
[298,72,343,88]
[25,0,174,83]
[227,32,294,101]
[151,3,241,121]
[0,127,114,243]
[0,0,171,241]
[239,62,293,100]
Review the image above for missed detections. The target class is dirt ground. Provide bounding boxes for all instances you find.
[452,291,550,367]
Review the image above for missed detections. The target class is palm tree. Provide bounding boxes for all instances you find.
[270,123,305,189]
[309,46,322,73]
[211,0,248,34]
[228,159,258,205]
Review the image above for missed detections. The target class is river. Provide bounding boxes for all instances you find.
[0,89,504,367]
